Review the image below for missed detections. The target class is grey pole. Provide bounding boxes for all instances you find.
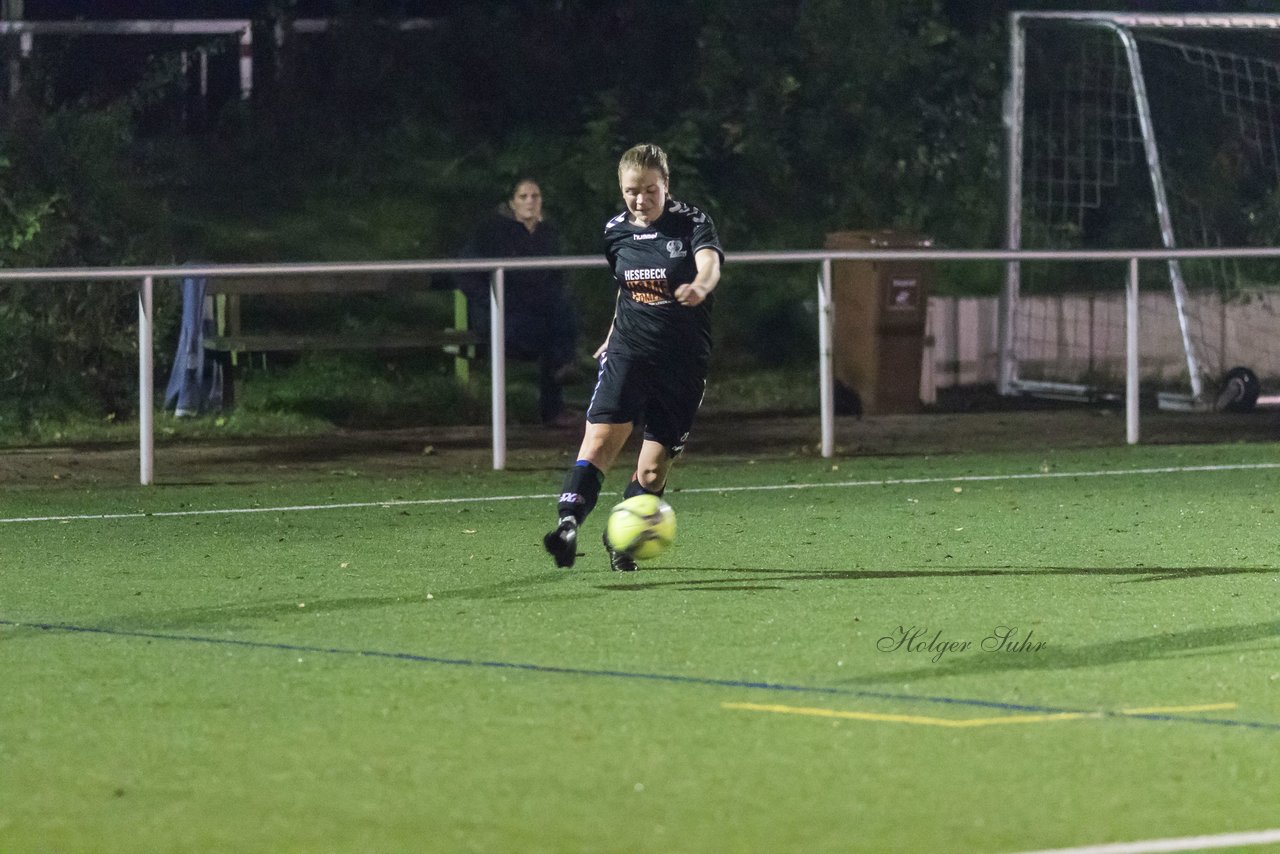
[139,276,155,485]
[490,268,506,471]
[818,260,835,458]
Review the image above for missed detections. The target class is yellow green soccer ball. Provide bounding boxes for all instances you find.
[605,495,676,561]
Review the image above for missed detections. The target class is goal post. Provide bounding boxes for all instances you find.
[1003,11,1280,408]
[0,19,255,100]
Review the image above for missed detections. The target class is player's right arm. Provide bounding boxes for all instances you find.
[674,247,721,307]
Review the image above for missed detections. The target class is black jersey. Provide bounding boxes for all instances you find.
[603,198,723,365]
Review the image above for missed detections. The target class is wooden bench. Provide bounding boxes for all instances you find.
[203,274,479,407]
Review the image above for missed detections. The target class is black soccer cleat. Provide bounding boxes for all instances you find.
[543,516,580,568]
[602,531,637,572]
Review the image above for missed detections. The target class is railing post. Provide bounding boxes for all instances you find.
[238,24,253,100]
[139,275,155,485]
[490,267,506,470]
[1000,12,1026,396]
[818,259,835,459]
[1126,257,1140,445]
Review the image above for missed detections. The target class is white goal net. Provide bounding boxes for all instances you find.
[1003,12,1280,408]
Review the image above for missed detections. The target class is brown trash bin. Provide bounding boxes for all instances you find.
[825,230,932,415]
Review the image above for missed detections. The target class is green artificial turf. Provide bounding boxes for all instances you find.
[2,444,1278,852]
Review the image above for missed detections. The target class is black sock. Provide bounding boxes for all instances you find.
[623,472,665,499]
[558,461,604,523]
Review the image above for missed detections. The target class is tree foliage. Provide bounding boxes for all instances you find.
[369,0,1008,253]
[0,61,182,426]
[3,1,1015,423]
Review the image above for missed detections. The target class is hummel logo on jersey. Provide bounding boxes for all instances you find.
[669,201,708,224]
[633,233,659,240]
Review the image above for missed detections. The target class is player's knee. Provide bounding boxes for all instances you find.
[636,465,666,492]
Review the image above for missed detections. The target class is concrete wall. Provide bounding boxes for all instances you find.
[922,290,1280,400]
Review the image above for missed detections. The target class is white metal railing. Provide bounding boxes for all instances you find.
[5,246,1280,484]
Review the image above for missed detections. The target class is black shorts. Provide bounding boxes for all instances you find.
[586,350,707,456]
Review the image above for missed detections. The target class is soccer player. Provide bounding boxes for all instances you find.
[543,143,723,570]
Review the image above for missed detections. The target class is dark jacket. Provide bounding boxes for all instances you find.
[461,204,566,315]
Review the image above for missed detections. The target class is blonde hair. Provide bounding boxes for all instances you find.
[617,143,670,183]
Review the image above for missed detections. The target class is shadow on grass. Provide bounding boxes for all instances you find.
[103,594,437,632]
[593,565,1279,685]
[836,618,1280,686]
[599,564,1279,592]
[88,572,571,633]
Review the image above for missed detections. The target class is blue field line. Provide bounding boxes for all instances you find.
[5,618,1279,733]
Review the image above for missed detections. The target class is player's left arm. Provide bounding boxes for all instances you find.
[674,248,722,307]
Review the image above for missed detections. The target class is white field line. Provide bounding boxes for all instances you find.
[0,492,559,524]
[2,462,1278,525]
[1009,827,1280,854]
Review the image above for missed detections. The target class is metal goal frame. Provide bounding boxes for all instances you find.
[1001,11,1280,406]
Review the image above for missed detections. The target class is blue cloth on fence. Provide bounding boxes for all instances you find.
[164,275,223,415]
